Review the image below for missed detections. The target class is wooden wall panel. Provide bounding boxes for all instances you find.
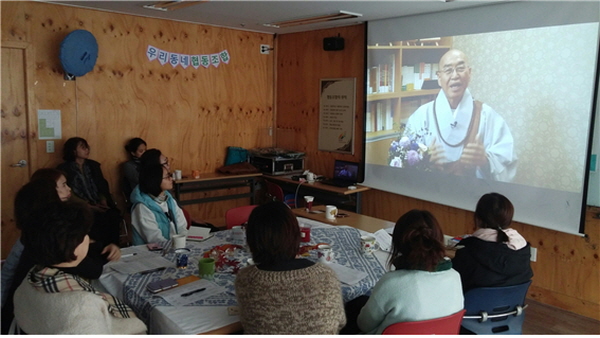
[277,23,600,320]
[1,2,274,248]
[276,25,365,176]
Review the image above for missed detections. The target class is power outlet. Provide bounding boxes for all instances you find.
[530,247,537,262]
[46,140,55,153]
[260,44,271,54]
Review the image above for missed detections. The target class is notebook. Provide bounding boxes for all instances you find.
[320,160,359,187]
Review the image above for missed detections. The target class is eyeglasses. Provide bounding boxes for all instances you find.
[439,65,468,76]
[163,173,173,180]
[161,160,169,167]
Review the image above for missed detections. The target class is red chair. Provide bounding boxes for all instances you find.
[382,309,466,335]
[225,205,258,229]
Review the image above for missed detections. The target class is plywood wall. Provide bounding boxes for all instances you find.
[276,24,600,320]
[1,1,274,250]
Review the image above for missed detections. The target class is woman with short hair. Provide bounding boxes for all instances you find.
[452,193,533,291]
[57,137,122,246]
[13,201,146,334]
[122,137,147,198]
[234,201,346,334]
[130,164,187,245]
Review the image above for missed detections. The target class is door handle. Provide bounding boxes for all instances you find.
[10,160,27,167]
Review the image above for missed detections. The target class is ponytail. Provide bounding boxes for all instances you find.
[475,193,514,243]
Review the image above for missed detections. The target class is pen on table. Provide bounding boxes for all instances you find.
[121,253,137,258]
[181,288,206,297]
[139,267,166,275]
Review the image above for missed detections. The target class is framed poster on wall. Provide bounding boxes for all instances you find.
[318,78,356,154]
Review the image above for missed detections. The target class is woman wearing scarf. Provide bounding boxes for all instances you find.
[13,201,146,334]
[452,193,533,292]
[344,210,463,334]
[57,137,122,246]
[130,164,187,245]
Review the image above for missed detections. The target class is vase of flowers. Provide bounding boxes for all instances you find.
[388,123,431,170]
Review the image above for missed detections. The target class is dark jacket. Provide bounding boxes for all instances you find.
[452,237,533,292]
[57,159,115,207]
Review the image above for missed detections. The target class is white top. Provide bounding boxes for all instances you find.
[14,281,147,334]
[357,267,464,334]
[131,198,188,244]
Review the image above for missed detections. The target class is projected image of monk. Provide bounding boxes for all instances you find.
[401,49,517,182]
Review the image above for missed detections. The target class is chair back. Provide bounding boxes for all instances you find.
[265,180,285,202]
[382,309,466,335]
[461,280,532,334]
[225,205,258,229]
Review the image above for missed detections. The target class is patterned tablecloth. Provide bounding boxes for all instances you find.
[120,224,387,323]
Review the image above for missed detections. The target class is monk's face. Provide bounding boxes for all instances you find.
[437,50,471,108]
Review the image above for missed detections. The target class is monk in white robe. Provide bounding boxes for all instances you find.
[406,49,517,182]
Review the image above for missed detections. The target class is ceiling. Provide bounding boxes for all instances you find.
[49,0,504,35]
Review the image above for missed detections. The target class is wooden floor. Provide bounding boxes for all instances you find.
[522,299,600,334]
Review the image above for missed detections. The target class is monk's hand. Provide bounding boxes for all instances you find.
[428,137,446,167]
[102,244,121,261]
[460,135,487,168]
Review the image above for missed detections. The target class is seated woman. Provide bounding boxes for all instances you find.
[130,164,187,245]
[1,172,122,334]
[452,193,533,292]
[350,210,463,334]
[13,201,147,334]
[122,137,147,200]
[234,201,346,334]
[57,137,122,246]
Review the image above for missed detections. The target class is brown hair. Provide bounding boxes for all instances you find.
[21,201,93,266]
[388,209,445,271]
[30,168,66,183]
[474,193,513,243]
[246,201,300,265]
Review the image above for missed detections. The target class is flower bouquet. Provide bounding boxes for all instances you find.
[388,124,431,170]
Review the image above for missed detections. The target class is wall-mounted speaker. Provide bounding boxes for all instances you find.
[323,37,345,51]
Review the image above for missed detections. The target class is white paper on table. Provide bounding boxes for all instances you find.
[385,226,394,235]
[109,256,173,274]
[373,229,392,252]
[327,262,368,285]
[158,279,227,306]
[187,227,212,241]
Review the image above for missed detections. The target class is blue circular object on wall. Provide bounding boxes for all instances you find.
[60,30,98,77]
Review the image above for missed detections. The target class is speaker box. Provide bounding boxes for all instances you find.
[323,37,344,51]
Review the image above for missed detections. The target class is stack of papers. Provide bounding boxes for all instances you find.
[327,263,368,285]
[187,227,213,241]
[373,229,392,252]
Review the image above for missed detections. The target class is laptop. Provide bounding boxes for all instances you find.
[320,160,360,187]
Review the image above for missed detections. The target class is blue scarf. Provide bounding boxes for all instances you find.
[130,186,180,245]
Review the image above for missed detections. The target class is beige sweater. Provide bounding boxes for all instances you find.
[234,262,346,334]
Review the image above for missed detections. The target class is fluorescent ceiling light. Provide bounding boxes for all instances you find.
[143,1,207,12]
[263,10,362,29]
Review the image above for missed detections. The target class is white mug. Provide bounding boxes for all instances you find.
[325,205,338,220]
[306,172,315,182]
[172,234,186,249]
[360,235,380,254]
[174,169,182,180]
[317,244,334,264]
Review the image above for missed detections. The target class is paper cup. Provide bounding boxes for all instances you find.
[325,205,338,220]
[172,234,186,249]
[174,169,182,180]
[299,224,311,243]
[304,196,314,212]
[198,257,215,279]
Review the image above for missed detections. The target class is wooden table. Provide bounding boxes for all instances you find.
[264,175,370,213]
[292,207,394,234]
[172,172,262,206]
